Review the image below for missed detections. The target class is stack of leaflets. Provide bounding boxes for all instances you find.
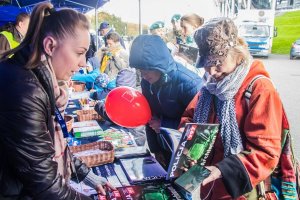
[91,183,184,200]
[116,184,184,200]
[119,156,167,184]
[91,190,123,200]
[72,120,103,138]
[70,127,148,158]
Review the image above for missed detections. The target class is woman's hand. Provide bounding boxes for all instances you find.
[86,65,93,73]
[149,118,161,133]
[202,166,222,186]
[67,79,73,88]
[95,182,116,195]
[178,127,185,133]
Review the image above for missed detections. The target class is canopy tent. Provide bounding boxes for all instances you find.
[0,0,109,26]
[0,5,27,26]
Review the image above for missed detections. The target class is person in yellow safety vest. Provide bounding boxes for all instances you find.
[0,12,30,58]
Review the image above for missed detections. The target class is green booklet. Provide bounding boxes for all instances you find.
[72,120,103,138]
[73,126,103,138]
[174,164,210,195]
[160,123,219,180]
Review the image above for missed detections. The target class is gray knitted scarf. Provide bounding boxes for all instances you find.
[193,60,251,157]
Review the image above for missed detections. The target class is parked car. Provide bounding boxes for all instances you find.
[290,38,300,59]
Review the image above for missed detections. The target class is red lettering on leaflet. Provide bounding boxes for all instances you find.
[187,125,196,140]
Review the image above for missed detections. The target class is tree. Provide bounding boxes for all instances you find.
[89,12,126,35]
[89,11,148,37]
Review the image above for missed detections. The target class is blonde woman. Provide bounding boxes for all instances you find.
[180,13,204,47]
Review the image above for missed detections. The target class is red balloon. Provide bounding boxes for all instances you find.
[105,86,151,128]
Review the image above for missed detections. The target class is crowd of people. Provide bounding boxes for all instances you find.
[0,2,295,200]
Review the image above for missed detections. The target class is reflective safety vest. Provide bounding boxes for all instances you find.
[1,30,20,49]
[0,31,20,58]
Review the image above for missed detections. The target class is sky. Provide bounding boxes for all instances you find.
[95,0,220,27]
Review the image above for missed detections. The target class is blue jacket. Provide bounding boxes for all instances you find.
[72,69,99,90]
[130,35,202,130]
[72,57,116,93]
[72,69,116,96]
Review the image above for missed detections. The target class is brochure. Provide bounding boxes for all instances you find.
[160,123,219,180]
[73,126,103,138]
[69,127,148,158]
[91,183,184,200]
[112,160,131,186]
[91,189,122,200]
[174,164,210,194]
[72,120,103,138]
[93,164,123,188]
[73,120,100,128]
[117,183,184,200]
[119,156,167,184]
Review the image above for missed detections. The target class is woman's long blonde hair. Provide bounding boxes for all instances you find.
[1,2,89,69]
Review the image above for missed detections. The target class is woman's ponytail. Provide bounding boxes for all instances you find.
[25,3,53,68]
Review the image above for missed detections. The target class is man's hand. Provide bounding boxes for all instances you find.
[95,182,116,195]
[149,118,161,133]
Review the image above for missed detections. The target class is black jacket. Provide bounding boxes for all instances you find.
[0,49,92,199]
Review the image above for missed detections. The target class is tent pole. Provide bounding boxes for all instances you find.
[139,0,142,35]
[95,0,100,49]
[95,7,98,49]
[15,0,21,8]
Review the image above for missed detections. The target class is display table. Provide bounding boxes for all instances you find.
[66,92,190,200]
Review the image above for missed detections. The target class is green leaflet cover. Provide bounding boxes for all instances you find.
[160,123,219,180]
[73,126,103,138]
[174,164,210,195]
[72,120,103,138]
